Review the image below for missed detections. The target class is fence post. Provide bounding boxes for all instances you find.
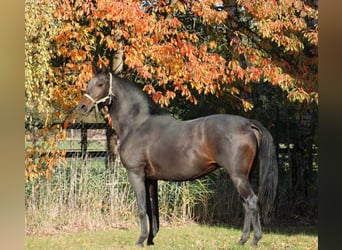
[81,123,87,160]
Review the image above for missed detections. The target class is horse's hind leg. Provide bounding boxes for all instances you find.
[230,174,262,246]
[146,180,159,245]
[248,193,262,247]
[221,137,262,246]
[238,201,252,245]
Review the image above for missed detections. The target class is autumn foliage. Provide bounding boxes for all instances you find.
[25,0,317,181]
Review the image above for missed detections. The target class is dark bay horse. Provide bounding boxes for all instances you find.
[77,66,278,247]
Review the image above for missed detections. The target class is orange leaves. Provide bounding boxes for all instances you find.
[125,48,146,69]
[104,35,118,51]
[63,120,69,129]
[54,0,95,21]
[70,49,87,62]
[192,0,227,25]
[303,30,318,46]
[242,99,254,112]
[96,0,145,28]
[53,0,233,109]
[245,66,263,84]
[143,84,156,95]
[239,0,316,53]
[51,83,82,120]
[144,84,176,107]
[228,60,245,82]
[76,62,94,91]
[209,41,217,50]
[228,0,317,104]
[45,0,319,127]
[138,34,227,104]
[287,88,310,103]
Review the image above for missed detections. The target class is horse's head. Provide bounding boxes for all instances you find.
[77,65,114,116]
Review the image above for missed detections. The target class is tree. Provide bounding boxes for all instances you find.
[51,0,317,108]
[25,0,57,125]
[230,0,318,105]
[25,0,317,181]
[25,0,67,181]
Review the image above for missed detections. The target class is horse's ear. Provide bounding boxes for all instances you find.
[100,66,108,74]
[92,62,100,75]
[92,62,108,75]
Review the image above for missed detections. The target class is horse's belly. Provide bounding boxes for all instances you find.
[145,150,217,181]
[144,121,219,180]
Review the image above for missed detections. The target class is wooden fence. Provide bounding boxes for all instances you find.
[63,122,109,159]
[25,122,112,160]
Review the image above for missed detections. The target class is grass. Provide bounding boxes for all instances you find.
[26,224,317,250]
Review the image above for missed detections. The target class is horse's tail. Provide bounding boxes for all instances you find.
[251,120,278,223]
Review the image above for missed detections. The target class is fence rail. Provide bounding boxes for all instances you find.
[66,123,110,159]
[65,150,108,158]
[26,122,111,159]
[25,122,108,130]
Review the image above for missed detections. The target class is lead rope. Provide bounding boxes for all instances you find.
[108,72,113,104]
[106,73,114,128]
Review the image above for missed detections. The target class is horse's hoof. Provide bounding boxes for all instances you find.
[147,240,154,246]
[238,239,247,245]
[250,241,258,248]
[135,242,144,248]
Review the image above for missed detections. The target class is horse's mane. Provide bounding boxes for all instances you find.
[113,75,165,116]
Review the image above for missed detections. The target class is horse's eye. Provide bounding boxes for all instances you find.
[97,82,104,87]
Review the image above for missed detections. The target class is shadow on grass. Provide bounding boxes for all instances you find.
[197,219,318,237]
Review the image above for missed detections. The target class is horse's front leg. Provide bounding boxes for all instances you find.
[128,171,148,247]
[151,180,159,237]
[146,180,159,245]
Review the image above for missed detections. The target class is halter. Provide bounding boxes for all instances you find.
[84,72,114,115]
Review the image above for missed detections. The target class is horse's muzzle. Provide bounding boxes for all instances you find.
[77,98,93,116]
[78,103,88,114]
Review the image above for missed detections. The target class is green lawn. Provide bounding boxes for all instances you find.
[26,224,317,250]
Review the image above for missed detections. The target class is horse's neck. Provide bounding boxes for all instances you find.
[109,98,150,140]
